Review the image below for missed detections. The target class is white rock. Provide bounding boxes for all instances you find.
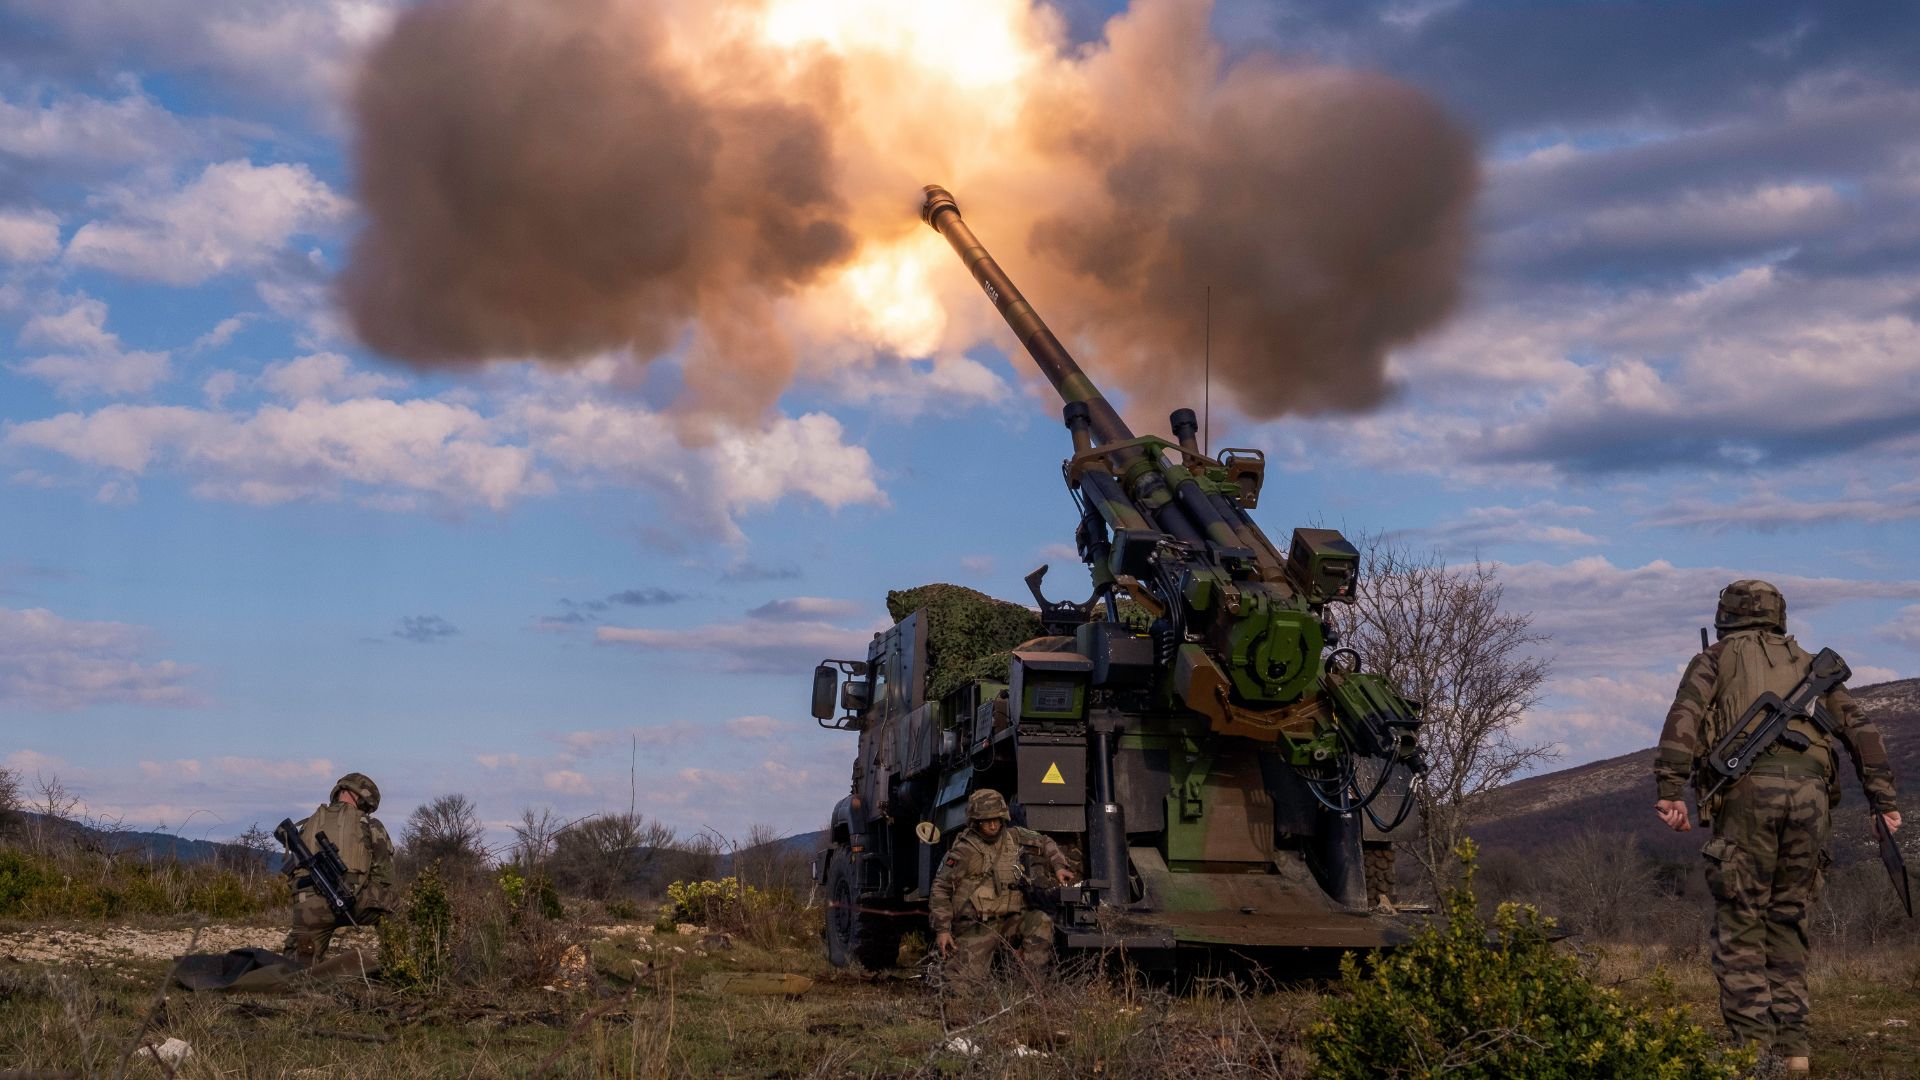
[151,1038,192,1065]
[943,1035,980,1056]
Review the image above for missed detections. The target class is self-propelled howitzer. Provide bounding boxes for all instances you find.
[806,186,1427,972]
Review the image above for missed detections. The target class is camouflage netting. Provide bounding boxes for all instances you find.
[887,584,1046,702]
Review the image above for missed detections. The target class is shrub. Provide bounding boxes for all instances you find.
[657,876,765,930]
[1309,840,1753,1080]
[381,865,455,991]
[189,874,256,918]
[0,850,56,916]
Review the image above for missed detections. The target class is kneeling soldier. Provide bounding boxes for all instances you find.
[281,772,396,964]
[930,789,1073,983]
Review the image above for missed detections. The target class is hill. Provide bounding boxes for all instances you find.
[1470,678,1920,868]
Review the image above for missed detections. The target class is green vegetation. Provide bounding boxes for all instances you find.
[0,847,284,920]
[1310,841,1754,1080]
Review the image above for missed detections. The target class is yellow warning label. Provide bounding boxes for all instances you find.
[1041,762,1066,785]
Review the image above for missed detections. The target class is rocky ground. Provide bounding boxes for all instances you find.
[0,921,372,965]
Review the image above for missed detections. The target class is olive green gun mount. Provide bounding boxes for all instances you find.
[806,187,1427,974]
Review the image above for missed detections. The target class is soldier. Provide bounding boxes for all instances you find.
[930,789,1074,984]
[282,772,396,964]
[1653,581,1901,1073]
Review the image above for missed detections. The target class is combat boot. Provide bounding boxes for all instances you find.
[283,936,324,968]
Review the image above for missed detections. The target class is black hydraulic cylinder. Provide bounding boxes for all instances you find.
[1317,809,1368,910]
[1086,726,1129,901]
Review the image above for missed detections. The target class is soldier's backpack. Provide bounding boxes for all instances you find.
[1703,630,1832,769]
[300,802,373,879]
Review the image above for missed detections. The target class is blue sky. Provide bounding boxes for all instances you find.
[3,0,1918,847]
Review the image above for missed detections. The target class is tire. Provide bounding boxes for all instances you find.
[1364,844,1397,907]
[823,852,902,969]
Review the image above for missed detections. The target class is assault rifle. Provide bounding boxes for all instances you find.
[1698,648,1851,802]
[275,817,358,926]
[1879,816,1914,919]
[1697,648,1913,916]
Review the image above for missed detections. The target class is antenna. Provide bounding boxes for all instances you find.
[1203,285,1212,456]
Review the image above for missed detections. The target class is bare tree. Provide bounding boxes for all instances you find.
[552,812,675,899]
[659,829,723,890]
[1535,831,1654,939]
[509,807,565,872]
[401,793,487,873]
[735,822,807,893]
[0,766,20,841]
[222,822,279,886]
[1329,537,1555,894]
[28,772,81,855]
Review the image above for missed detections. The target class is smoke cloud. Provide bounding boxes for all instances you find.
[342,0,1477,429]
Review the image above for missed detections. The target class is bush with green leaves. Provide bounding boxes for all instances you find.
[381,865,454,990]
[656,876,767,930]
[1310,840,1753,1080]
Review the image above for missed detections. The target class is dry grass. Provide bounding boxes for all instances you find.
[1,907,1914,1077]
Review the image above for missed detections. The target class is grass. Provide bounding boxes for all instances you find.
[2,912,1915,1077]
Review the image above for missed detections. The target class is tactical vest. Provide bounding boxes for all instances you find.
[959,833,1028,920]
[1705,630,1832,770]
[301,802,374,880]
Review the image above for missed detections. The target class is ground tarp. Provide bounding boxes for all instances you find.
[170,947,379,991]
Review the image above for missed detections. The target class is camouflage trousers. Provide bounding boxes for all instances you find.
[1702,767,1831,1057]
[944,910,1055,984]
[281,889,385,964]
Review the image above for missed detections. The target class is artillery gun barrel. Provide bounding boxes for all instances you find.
[921,186,1135,446]
[922,185,1239,553]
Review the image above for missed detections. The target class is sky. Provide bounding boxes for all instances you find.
[2,0,1918,849]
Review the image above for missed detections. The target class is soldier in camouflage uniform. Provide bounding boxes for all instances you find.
[1654,581,1901,1072]
[282,772,396,964]
[930,789,1073,984]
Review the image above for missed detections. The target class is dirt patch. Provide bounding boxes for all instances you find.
[0,923,377,965]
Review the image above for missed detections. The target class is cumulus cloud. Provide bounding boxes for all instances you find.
[1640,479,1920,532]
[597,614,872,674]
[10,295,170,398]
[0,82,207,175]
[1398,502,1602,554]
[725,715,785,740]
[520,400,882,543]
[1402,266,1920,476]
[744,597,865,623]
[6,374,882,532]
[1498,555,1920,674]
[65,160,350,286]
[0,207,61,262]
[1882,605,1920,651]
[261,352,405,401]
[6,0,399,108]
[6,398,546,509]
[393,614,458,643]
[0,605,199,710]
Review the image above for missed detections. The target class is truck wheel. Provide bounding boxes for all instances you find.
[823,852,902,969]
[1364,845,1397,907]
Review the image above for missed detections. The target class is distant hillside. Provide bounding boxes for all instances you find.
[1470,678,1920,868]
[8,812,265,866]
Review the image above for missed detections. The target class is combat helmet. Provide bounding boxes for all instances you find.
[967,788,1010,822]
[330,772,381,813]
[1716,580,1787,635]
